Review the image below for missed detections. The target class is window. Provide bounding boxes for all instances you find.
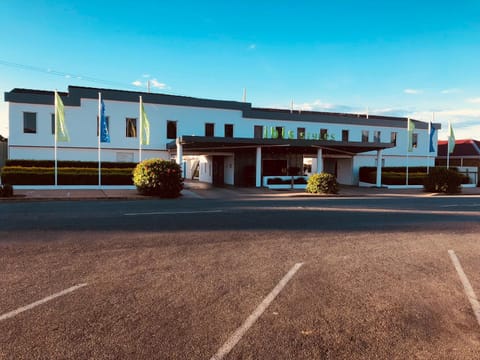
[362,130,369,142]
[96,116,110,136]
[126,118,137,137]
[374,131,381,142]
[205,123,215,137]
[23,112,37,133]
[320,128,328,140]
[390,132,397,146]
[225,124,233,138]
[412,133,418,148]
[342,130,349,142]
[51,113,55,134]
[275,126,284,139]
[297,127,305,139]
[254,125,263,138]
[167,120,177,139]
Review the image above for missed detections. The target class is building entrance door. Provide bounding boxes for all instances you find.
[212,156,225,186]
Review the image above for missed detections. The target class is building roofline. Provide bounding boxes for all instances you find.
[4,85,436,129]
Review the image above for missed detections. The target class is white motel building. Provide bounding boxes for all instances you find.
[4,86,440,188]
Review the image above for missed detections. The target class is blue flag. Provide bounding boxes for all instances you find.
[100,99,110,143]
[429,120,436,153]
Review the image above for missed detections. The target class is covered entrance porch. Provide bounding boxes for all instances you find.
[168,136,393,188]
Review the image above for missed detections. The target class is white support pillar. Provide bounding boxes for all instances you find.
[316,148,323,173]
[376,149,383,188]
[256,146,262,187]
[176,137,184,178]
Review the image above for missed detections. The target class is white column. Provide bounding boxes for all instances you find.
[176,137,184,178]
[256,146,262,187]
[316,148,323,173]
[376,149,383,188]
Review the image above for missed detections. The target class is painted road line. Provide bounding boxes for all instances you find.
[124,209,223,216]
[448,250,480,327]
[210,262,304,360]
[0,283,88,322]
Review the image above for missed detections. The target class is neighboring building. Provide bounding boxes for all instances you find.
[0,134,7,168]
[437,139,480,168]
[4,86,440,187]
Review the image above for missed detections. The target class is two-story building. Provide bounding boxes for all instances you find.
[4,86,439,187]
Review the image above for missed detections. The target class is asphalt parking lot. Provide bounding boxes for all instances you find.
[1,195,480,359]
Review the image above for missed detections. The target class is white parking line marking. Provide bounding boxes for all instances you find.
[0,283,88,322]
[448,250,480,326]
[210,262,304,360]
[124,209,223,216]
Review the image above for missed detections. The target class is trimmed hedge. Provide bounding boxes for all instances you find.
[5,159,137,169]
[1,166,133,185]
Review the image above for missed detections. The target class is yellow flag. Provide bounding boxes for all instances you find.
[55,91,69,142]
[140,100,150,145]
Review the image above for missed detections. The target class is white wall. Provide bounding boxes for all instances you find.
[224,156,234,185]
[198,155,212,184]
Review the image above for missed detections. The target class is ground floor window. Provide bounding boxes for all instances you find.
[126,118,137,137]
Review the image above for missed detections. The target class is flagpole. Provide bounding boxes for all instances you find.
[54,90,58,186]
[139,96,142,162]
[98,92,102,187]
[447,121,450,169]
[406,118,409,186]
[427,113,432,175]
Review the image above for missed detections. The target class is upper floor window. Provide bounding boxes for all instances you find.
[390,132,397,146]
[362,130,369,142]
[275,126,284,139]
[297,127,305,139]
[225,124,233,138]
[320,128,328,140]
[167,120,177,139]
[374,131,381,142]
[51,113,55,134]
[254,125,263,138]
[23,112,37,133]
[342,130,349,142]
[205,123,215,137]
[412,133,418,148]
[96,116,110,136]
[126,118,137,137]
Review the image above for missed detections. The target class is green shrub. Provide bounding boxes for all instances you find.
[0,184,14,197]
[306,172,338,194]
[423,167,464,194]
[133,159,183,198]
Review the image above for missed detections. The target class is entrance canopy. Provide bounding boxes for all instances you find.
[167,136,394,155]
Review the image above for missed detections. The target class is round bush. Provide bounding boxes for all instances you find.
[133,159,183,198]
[306,172,338,194]
[423,167,463,194]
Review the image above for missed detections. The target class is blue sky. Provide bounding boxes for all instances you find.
[1,0,480,139]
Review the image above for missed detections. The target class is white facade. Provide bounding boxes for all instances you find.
[5,86,439,187]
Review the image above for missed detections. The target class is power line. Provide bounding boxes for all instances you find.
[0,59,136,90]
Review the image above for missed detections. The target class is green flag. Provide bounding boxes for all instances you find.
[55,91,69,142]
[140,100,150,145]
[448,122,455,154]
[407,118,415,152]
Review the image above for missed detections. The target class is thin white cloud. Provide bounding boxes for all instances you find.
[466,97,480,104]
[441,88,461,94]
[150,79,166,89]
[142,74,151,78]
[248,44,257,50]
[132,80,142,87]
[404,88,422,95]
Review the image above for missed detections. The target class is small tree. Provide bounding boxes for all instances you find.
[306,172,338,194]
[423,167,463,194]
[133,159,183,198]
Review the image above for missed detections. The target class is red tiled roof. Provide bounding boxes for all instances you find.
[437,139,480,157]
